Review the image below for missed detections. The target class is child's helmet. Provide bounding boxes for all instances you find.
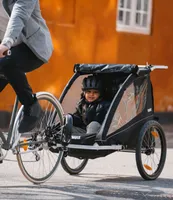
[82,76,103,92]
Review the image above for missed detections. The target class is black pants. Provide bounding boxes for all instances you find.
[0,43,44,106]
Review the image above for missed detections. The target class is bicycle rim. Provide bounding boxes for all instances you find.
[15,92,64,184]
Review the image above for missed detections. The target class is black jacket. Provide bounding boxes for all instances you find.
[72,97,111,129]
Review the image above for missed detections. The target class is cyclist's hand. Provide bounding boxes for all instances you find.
[0,44,9,58]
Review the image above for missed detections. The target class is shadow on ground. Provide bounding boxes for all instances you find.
[0,175,173,200]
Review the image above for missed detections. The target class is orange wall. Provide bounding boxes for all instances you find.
[113,0,173,112]
[0,0,172,112]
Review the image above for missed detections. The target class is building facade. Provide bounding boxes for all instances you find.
[0,0,172,112]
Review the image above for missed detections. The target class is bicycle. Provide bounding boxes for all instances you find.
[0,50,65,184]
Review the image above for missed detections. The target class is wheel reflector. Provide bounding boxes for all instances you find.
[151,131,159,138]
[23,139,28,151]
[144,164,152,171]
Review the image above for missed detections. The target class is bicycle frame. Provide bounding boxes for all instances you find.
[0,96,20,150]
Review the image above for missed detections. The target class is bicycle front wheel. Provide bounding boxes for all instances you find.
[15,92,64,184]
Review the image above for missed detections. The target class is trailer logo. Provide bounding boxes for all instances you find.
[72,136,81,140]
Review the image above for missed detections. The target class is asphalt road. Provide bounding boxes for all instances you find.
[0,148,172,200]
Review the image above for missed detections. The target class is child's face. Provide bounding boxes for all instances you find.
[84,89,100,102]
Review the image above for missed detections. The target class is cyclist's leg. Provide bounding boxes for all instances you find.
[0,43,44,133]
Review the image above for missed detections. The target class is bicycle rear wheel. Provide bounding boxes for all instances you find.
[15,92,64,184]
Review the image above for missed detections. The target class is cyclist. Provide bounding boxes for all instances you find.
[0,0,53,133]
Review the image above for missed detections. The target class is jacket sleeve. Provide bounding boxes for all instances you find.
[1,0,37,48]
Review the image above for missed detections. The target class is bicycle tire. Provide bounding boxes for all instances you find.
[61,156,88,175]
[136,120,167,180]
[15,92,64,184]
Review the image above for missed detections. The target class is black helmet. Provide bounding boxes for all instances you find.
[82,76,103,92]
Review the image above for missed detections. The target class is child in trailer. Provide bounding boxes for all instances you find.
[70,75,111,137]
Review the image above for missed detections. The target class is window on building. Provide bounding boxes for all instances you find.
[116,0,152,35]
